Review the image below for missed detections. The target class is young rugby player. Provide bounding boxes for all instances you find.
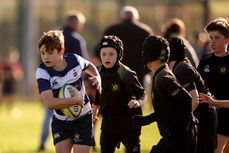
[141,35,197,153]
[92,35,145,153]
[36,30,101,153]
[197,17,229,153]
[167,37,217,153]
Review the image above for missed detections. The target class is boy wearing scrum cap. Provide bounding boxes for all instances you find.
[92,35,145,153]
[141,35,197,153]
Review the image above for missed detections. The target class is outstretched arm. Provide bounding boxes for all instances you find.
[199,93,229,108]
[133,113,156,126]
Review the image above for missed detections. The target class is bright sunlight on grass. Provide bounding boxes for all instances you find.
[0,99,161,153]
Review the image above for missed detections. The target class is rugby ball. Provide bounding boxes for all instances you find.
[58,84,83,119]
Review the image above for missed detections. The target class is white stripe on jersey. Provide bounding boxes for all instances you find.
[36,54,92,121]
[36,65,83,90]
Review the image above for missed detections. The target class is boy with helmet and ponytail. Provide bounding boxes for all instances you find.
[92,35,145,153]
[141,35,197,153]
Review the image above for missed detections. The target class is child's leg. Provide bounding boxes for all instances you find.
[215,134,229,153]
[100,130,119,153]
[73,145,91,153]
[55,138,73,153]
[122,134,141,153]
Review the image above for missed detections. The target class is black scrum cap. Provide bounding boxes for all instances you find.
[167,37,186,62]
[142,35,170,64]
[98,35,124,60]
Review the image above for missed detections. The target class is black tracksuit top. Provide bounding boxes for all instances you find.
[94,63,144,136]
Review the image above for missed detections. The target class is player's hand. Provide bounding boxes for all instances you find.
[88,76,102,94]
[92,107,100,125]
[198,93,219,108]
[128,100,141,108]
[198,93,213,104]
[72,90,85,107]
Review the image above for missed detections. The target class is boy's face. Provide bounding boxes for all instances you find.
[208,30,229,54]
[100,47,118,68]
[39,45,61,68]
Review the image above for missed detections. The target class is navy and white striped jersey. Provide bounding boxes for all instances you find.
[36,53,92,121]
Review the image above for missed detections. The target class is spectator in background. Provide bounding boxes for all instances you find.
[0,47,24,109]
[62,10,89,59]
[97,5,153,84]
[37,106,53,152]
[0,56,3,104]
[192,31,210,60]
[162,18,199,68]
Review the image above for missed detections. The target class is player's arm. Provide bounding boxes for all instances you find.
[128,94,145,108]
[85,62,102,94]
[188,89,199,112]
[40,89,84,110]
[92,90,101,124]
[199,93,229,108]
[92,105,100,124]
[125,70,145,108]
[133,113,156,126]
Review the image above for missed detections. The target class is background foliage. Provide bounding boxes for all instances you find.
[0,0,229,96]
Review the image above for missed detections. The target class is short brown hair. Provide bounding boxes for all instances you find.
[38,30,64,52]
[205,18,229,38]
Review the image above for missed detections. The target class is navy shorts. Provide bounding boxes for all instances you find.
[51,113,95,146]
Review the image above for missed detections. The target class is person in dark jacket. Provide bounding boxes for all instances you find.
[92,35,145,153]
[62,10,89,59]
[162,18,199,68]
[97,6,152,84]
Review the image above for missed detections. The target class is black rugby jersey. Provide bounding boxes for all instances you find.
[94,62,144,136]
[173,60,217,149]
[152,65,193,136]
[198,52,229,136]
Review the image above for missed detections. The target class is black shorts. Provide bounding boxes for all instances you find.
[150,125,197,153]
[217,108,229,136]
[100,130,141,153]
[51,113,95,146]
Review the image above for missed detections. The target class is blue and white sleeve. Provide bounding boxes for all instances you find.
[36,68,51,94]
[74,54,90,70]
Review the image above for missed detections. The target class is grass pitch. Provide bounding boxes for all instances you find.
[0,99,160,153]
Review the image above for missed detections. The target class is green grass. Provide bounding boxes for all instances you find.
[0,99,161,153]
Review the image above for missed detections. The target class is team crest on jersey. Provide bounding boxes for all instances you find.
[111,83,120,92]
[204,65,210,73]
[73,69,77,77]
[219,66,227,74]
[51,79,59,87]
